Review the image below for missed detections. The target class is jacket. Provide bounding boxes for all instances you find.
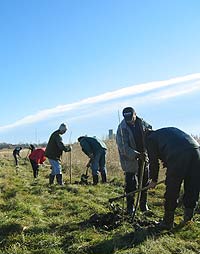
[45,130,70,161]
[29,148,46,164]
[79,137,107,157]
[146,127,200,181]
[116,117,151,173]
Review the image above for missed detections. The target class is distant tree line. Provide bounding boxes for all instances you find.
[0,142,47,150]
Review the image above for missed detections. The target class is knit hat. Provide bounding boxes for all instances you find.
[59,123,67,132]
[122,107,135,122]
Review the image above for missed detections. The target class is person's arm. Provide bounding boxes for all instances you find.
[55,135,71,152]
[116,127,140,160]
[146,138,160,182]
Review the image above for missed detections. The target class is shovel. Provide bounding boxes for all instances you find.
[80,166,89,185]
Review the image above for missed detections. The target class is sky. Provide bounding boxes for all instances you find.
[0,0,200,144]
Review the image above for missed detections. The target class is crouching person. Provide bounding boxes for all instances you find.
[146,127,200,230]
[78,136,107,185]
[29,147,46,178]
[45,123,71,185]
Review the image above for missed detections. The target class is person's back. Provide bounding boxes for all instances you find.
[29,148,46,164]
[13,147,22,156]
[80,136,107,155]
[146,127,200,229]
[146,127,199,164]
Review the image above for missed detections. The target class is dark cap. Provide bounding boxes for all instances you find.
[122,107,135,122]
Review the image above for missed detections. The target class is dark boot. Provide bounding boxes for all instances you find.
[140,191,149,212]
[184,208,194,222]
[126,195,135,215]
[49,174,55,185]
[92,175,99,185]
[156,211,174,230]
[101,173,107,183]
[56,174,64,185]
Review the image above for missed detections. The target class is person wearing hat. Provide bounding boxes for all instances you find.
[146,127,200,230]
[116,107,152,215]
[78,136,107,185]
[45,123,71,185]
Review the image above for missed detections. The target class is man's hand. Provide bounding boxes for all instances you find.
[147,180,157,189]
[88,153,94,159]
[65,145,72,152]
[86,160,91,168]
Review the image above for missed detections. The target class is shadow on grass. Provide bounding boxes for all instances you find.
[84,222,188,254]
[0,223,23,248]
[85,231,135,254]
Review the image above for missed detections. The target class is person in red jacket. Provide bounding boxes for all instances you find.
[29,148,46,178]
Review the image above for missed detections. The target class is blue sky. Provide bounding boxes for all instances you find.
[0,0,200,144]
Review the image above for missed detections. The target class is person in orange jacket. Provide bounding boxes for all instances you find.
[29,148,46,178]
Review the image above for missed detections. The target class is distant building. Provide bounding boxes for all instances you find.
[108,129,115,139]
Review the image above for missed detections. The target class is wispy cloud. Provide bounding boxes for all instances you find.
[0,73,200,132]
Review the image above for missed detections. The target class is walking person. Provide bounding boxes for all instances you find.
[146,127,200,229]
[78,136,107,185]
[116,107,152,214]
[29,148,46,179]
[13,146,22,167]
[45,123,71,185]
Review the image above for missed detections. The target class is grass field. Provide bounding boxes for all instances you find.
[0,140,200,254]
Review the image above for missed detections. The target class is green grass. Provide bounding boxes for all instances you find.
[0,153,200,254]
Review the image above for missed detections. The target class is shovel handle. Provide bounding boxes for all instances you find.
[109,179,165,203]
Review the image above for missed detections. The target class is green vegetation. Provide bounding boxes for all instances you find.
[0,142,200,254]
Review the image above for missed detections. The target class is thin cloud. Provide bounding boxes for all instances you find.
[0,73,200,132]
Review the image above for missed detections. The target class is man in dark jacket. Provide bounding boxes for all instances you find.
[45,123,71,185]
[116,107,152,214]
[13,146,22,166]
[146,127,200,229]
[78,136,107,185]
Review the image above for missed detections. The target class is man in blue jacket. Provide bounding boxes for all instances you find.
[146,127,200,229]
[78,136,107,185]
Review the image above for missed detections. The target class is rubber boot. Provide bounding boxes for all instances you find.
[140,191,149,212]
[184,208,194,222]
[156,210,174,230]
[126,195,135,215]
[49,174,55,185]
[92,175,99,185]
[56,174,64,185]
[101,172,107,183]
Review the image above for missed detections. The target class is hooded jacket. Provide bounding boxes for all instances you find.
[45,130,70,161]
[116,117,151,173]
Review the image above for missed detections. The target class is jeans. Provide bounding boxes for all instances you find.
[48,159,62,175]
[90,149,107,176]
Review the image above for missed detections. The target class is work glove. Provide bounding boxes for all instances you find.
[135,151,146,161]
[65,145,72,152]
[147,179,157,189]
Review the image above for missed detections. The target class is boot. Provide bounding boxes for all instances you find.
[156,211,174,230]
[49,174,55,185]
[126,195,135,215]
[140,191,149,212]
[101,173,107,183]
[93,175,99,185]
[56,174,64,185]
[184,208,194,222]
